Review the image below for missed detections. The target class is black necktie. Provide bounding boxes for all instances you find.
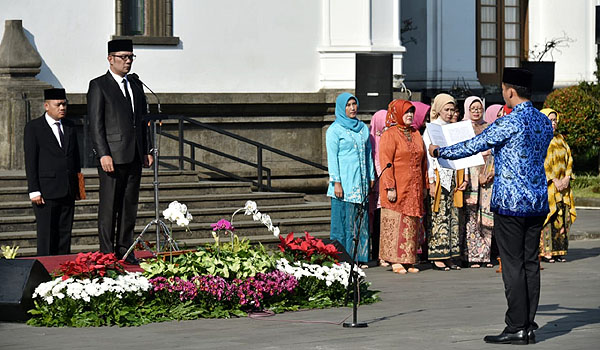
[55,122,64,149]
[122,78,134,118]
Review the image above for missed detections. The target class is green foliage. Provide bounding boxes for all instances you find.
[572,174,600,189]
[143,290,246,320]
[543,84,600,154]
[572,174,600,198]
[27,238,381,327]
[141,237,276,280]
[27,292,149,327]
[27,291,246,327]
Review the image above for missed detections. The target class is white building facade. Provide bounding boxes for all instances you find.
[0,0,405,94]
[1,0,597,96]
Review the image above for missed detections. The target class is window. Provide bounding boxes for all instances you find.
[477,0,528,85]
[113,0,179,45]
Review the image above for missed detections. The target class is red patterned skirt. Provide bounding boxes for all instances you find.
[379,208,419,264]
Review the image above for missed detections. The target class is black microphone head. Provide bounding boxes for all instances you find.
[128,73,140,81]
[386,163,392,168]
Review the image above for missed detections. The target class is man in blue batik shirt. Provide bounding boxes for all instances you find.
[429,68,553,345]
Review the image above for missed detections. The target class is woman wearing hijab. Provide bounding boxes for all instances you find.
[369,110,388,265]
[326,93,375,266]
[484,104,504,124]
[411,101,430,134]
[540,108,576,263]
[462,96,495,268]
[426,93,466,271]
[378,100,428,274]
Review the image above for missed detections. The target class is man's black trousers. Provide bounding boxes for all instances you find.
[494,212,545,333]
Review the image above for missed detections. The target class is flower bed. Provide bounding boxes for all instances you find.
[27,202,379,327]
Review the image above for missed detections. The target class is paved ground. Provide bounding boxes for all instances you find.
[1,216,599,349]
[569,208,600,240]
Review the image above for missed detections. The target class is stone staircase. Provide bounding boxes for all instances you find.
[0,169,331,256]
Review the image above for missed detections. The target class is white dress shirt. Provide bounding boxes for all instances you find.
[109,69,135,113]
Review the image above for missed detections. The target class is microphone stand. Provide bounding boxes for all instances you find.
[123,74,179,261]
[343,163,392,328]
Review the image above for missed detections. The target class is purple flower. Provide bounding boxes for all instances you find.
[210,219,234,232]
[148,271,298,310]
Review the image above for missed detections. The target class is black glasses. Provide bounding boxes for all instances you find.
[112,54,136,61]
[469,108,483,112]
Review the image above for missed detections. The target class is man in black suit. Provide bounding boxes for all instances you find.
[87,39,153,264]
[24,88,81,256]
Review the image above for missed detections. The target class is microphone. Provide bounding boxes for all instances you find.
[373,163,392,187]
[364,162,392,198]
[128,73,161,114]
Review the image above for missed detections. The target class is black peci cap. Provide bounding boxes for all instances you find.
[44,88,66,100]
[502,68,533,89]
[108,39,133,53]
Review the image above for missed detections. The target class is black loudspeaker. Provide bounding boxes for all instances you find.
[0,259,51,322]
[355,53,393,113]
[321,238,353,264]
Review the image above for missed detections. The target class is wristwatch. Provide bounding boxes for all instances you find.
[433,148,440,158]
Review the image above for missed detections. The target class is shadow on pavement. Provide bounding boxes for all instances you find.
[365,308,426,325]
[536,304,600,343]
[560,246,600,262]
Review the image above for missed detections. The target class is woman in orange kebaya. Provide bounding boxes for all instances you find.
[378,99,428,274]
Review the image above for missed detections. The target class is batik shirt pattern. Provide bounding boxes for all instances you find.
[439,101,553,217]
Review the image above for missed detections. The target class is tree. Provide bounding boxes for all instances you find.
[543,83,600,173]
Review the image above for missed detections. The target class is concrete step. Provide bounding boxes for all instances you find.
[0,191,307,216]
[0,202,331,232]
[1,217,332,250]
[12,231,332,257]
[0,169,203,188]
[0,180,252,201]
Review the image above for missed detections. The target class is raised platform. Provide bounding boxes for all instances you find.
[17,251,154,274]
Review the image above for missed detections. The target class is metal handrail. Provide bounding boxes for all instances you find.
[156,115,327,191]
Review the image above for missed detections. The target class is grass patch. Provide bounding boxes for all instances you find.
[572,175,600,199]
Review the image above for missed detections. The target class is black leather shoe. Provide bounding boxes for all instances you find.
[527,330,536,344]
[483,330,528,345]
[122,254,140,265]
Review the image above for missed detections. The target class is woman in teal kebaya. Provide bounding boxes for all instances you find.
[326,93,375,264]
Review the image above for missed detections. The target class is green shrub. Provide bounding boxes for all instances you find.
[141,237,277,280]
[572,175,600,190]
[544,83,600,174]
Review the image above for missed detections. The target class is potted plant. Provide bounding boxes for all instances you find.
[521,33,574,92]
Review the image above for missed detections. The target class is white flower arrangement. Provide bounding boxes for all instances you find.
[163,201,193,227]
[32,272,151,304]
[241,200,280,237]
[275,258,365,288]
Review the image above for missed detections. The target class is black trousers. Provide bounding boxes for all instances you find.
[33,195,74,256]
[494,212,545,333]
[97,157,142,257]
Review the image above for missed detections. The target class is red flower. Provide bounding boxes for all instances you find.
[278,232,295,252]
[57,251,125,280]
[278,232,341,264]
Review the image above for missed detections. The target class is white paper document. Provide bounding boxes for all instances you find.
[425,120,485,170]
